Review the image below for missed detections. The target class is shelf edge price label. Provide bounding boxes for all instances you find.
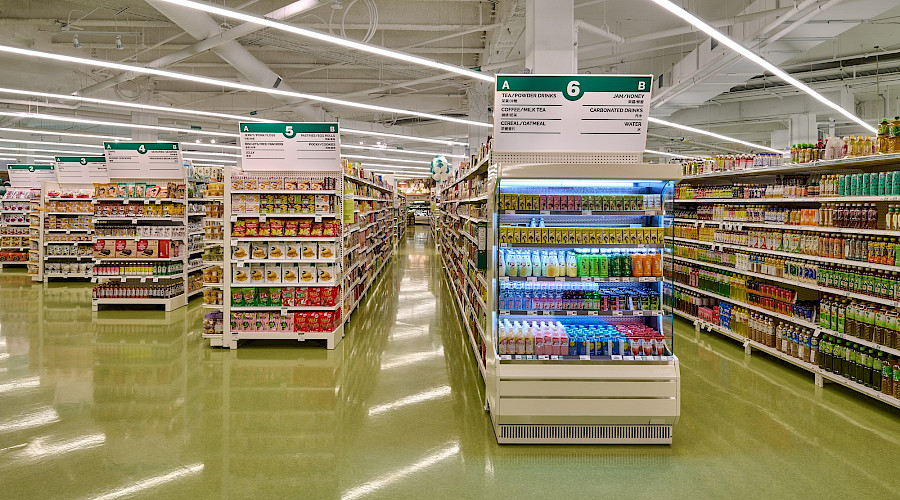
[280,308,288,316]
[611,355,623,360]
[581,276,591,281]
[612,310,623,316]
[537,355,549,360]
[588,310,598,316]
[579,355,590,360]
[259,215,266,222]
[539,210,550,215]
[152,277,159,283]
[566,311,577,316]
[526,276,537,282]
[581,210,591,215]
[501,355,512,360]
[554,276,565,281]
[624,355,635,360]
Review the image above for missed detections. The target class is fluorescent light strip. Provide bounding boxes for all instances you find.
[343,144,465,158]
[644,149,704,160]
[648,117,782,153]
[0,157,17,161]
[0,138,103,150]
[343,154,428,165]
[0,146,87,157]
[361,163,432,171]
[0,45,493,129]
[0,88,474,146]
[649,0,875,133]
[0,111,239,139]
[0,86,269,124]
[153,0,493,83]
[0,126,130,141]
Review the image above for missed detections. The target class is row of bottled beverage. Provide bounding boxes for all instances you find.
[818,335,900,398]
[496,319,670,357]
[498,249,663,278]
[819,296,900,349]
[677,170,900,200]
[683,203,884,230]
[498,282,660,312]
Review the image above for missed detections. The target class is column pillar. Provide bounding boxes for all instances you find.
[131,112,159,142]
[789,113,818,145]
[525,0,576,73]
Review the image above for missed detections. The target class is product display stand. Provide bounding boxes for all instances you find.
[40,181,94,281]
[198,167,225,347]
[222,168,345,349]
[90,178,190,311]
[481,159,681,444]
[437,155,491,380]
[670,153,900,408]
[1,186,39,270]
[27,191,43,281]
[341,162,396,321]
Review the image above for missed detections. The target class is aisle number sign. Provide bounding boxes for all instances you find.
[55,156,109,184]
[239,122,340,172]
[103,142,185,179]
[493,74,652,153]
[6,164,56,188]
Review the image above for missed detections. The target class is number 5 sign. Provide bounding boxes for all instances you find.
[493,74,652,153]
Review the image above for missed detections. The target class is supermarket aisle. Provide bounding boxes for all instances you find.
[1,226,900,499]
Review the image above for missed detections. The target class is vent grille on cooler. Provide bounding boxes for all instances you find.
[492,152,641,165]
[498,424,672,442]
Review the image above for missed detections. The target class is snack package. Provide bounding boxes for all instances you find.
[297,264,316,283]
[265,264,281,284]
[250,242,267,260]
[231,287,244,306]
[317,264,335,284]
[281,263,298,284]
[285,243,301,260]
[232,242,250,260]
[301,243,317,260]
[317,242,336,260]
[249,264,265,284]
[268,242,285,259]
[242,287,256,307]
[280,287,294,307]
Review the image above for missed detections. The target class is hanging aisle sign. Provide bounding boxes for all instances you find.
[493,74,652,153]
[6,164,56,188]
[55,156,109,184]
[239,122,340,172]
[103,142,185,179]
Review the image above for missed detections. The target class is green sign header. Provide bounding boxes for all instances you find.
[7,164,54,171]
[55,156,106,163]
[496,75,652,101]
[103,142,180,152]
[240,122,338,138]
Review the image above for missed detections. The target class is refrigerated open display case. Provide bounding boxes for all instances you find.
[484,162,682,444]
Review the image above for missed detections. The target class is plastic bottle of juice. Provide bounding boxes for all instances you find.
[632,251,643,277]
[652,251,663,277]
[566,251,578,278]
[879,118,890,153]
[547,252,559,278]
[531,250,542,278]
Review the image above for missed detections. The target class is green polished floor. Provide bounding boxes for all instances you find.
[1,226,899,499]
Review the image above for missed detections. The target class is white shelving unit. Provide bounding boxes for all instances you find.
[436,155,491,381]
[27,193,42,280]
[40,182,95,282]
[0,187,38,270]
[342,165,396,321]
[221,169,345,349]
[91,179,189,312]
[669,153,900,409]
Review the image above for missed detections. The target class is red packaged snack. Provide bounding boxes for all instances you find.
[258,221,270,237]
[270,219,284,236]
[281,287,294,307]
[310,222,323,236]
[293,287,307,306]
[245,219,259,237]
[284,220,299,236]
[294,312,308,332]
[326,287,339,306]
[322,311,334,331]
[322,221,336,237]
[297,221,312,236]
[232,220,246,237]
[308,287,321,306]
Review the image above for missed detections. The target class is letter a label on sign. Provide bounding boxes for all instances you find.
[492,74,652,153]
